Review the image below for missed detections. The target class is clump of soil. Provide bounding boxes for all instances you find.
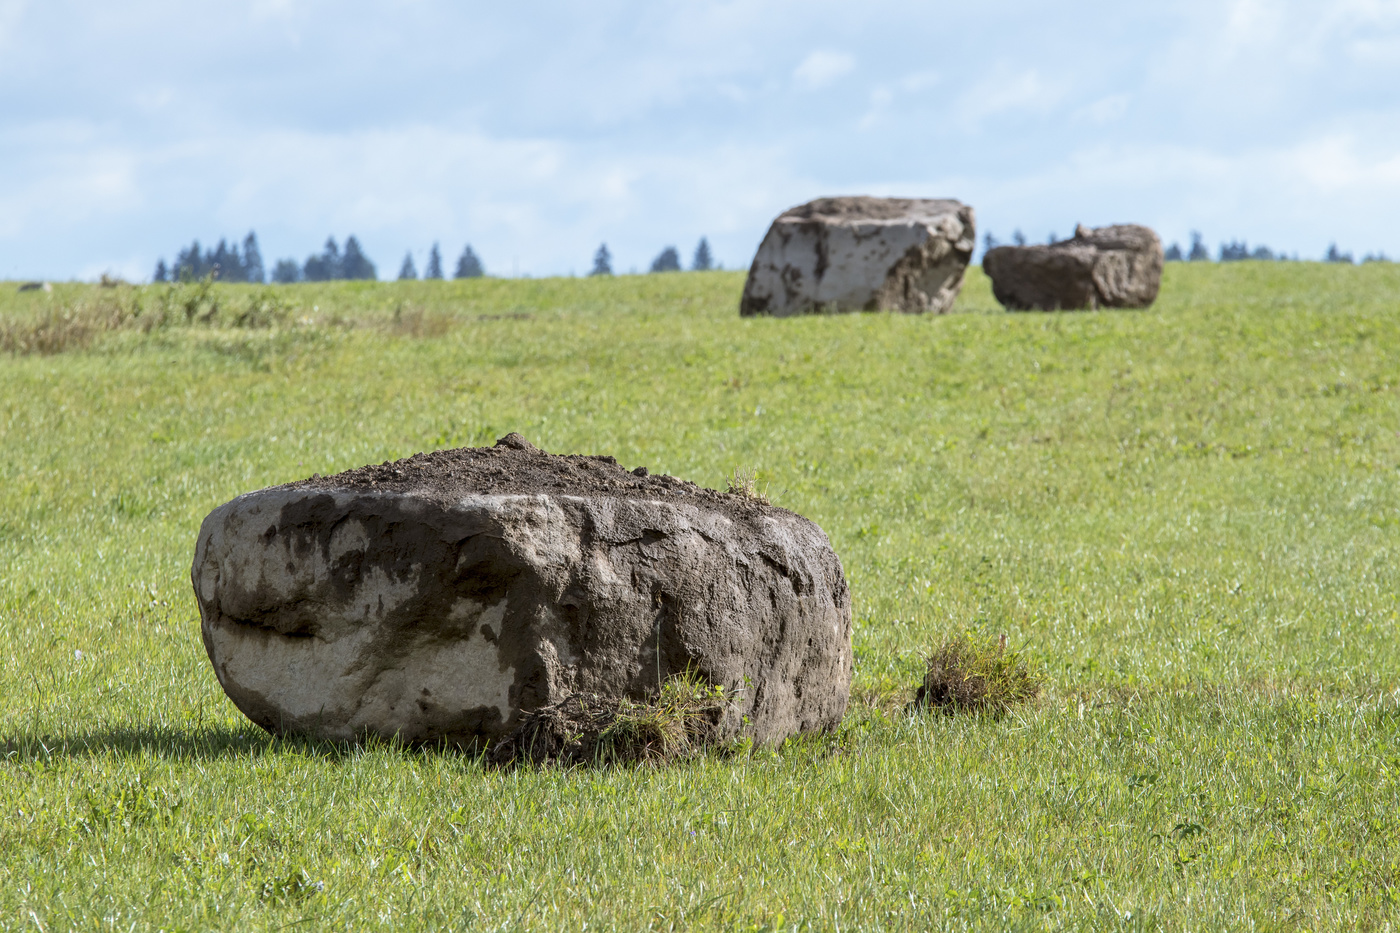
[486,675,732,768]
[911,633,1043,716]
[293,432,781,520]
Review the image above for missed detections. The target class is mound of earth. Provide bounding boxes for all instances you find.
[192,434,852,750]
[740,196,976,316]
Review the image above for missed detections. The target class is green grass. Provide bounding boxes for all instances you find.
[2,263,1399,930]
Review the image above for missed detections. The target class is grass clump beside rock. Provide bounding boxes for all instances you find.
[912,633,1043,715]
[487,674,733,768]
[725,465,769,503]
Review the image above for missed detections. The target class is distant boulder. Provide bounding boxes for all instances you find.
[983,224,1164,311]
[16,282,51,293]
[740,196,976,316]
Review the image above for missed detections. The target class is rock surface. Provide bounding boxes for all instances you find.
[983,224,1164,311]
[739,196,976,316]
[192,435,852,748]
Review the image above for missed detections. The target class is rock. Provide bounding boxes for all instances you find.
[192,437,852,749]
[983,224,1164,311]
[739,196,976,316]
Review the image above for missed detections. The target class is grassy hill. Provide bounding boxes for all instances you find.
[2,263,1399,930]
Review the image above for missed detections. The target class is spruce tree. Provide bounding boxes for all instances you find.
[341,236,377,280]
[590,243,612,276]
[1164,243,1183,261]
[208,239,238,281]
[398,252,418,280]
[1187,231,1210,261]
[242,232,265,284]
[303,238,341,281]
[1326,243,1354,264]
[454,244,484,278]
[153,259,169,283]
[650,246,681,273]
[174,240,209,281]
[424,243,444,279]
[692,237,712,271]
[272,259,301,284]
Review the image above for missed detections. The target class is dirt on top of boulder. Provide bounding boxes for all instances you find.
[779,195,965,223]
[290,433,782,519]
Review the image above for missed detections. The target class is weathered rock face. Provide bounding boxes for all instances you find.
[739,196,976,316]
[192,435,852,748]
[983,224,1164,311]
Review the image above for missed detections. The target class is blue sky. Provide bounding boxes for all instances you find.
[2,0,1399,280]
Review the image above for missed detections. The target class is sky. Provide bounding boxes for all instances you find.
[2,0,1399,281]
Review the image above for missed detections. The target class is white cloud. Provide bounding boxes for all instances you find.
[0,0,27,48]
[1073,93,1129,126]
[792,50,855,90]
[5,1,1400,278]
[955,67,1063,128]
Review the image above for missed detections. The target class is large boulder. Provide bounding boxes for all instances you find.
[192,435,852,748]
[983,224,1164,311]
[739,196,976,316]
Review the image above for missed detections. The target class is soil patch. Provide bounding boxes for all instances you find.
[292,432,779,520]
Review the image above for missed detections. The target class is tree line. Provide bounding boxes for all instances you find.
[153,233,486,284]
[588,238,715,276]
[153,233,719,283]
[1160,231,1389,263]
[980,228,1390,264]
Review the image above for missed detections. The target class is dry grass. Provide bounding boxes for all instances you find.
[487,674,733,768]
[912,633,1043,716]
[0,279,305,355]
[725,465,770,503]
[387,303,458,338]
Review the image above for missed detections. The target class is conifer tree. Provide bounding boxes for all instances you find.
[173,240,212,281]
[1187,231,1210,261]
[341,236,377,280]
[692,238,712,271]
[208,239,239,281]
[272,259,301,283]
[153,259,169,283]
[590,243,612,276]
[303,238,341,281]
[424,243,444,279]
[650,246,681,273]
[454,244,484,278]
[398,252,418,280]
[242,232,265,284]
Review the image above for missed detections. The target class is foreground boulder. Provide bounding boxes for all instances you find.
[192,435,852,748]
[740,196,976,316]
[983,224,1164,311]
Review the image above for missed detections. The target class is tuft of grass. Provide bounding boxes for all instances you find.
[912,633,1043,715]
[387,303,458,338]
[487,674,732,768]
[725,465,769,503]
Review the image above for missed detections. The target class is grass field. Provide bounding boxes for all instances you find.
[3,263,1399,930]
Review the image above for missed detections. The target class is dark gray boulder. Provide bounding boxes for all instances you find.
[740,196,976,316]
[983,224,1164,311]
[192,435,852,748]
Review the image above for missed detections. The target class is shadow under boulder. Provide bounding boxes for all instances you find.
[983,224,1163,311]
